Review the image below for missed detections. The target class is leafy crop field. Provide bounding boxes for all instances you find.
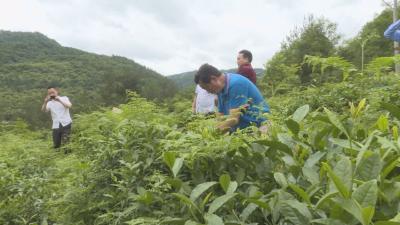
[1,82,400,225]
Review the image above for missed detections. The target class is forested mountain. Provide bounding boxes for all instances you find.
[168,68,264,89]
[0,31,177,128]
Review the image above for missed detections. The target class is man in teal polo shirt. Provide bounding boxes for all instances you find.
[194,63,270,132]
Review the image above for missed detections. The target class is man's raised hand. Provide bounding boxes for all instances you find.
[44,95,50,102]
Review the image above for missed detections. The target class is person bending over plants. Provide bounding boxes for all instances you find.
[194,63,270,133]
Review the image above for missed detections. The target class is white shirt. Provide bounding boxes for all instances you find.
[195,85,217,113]
[46,96,72,129]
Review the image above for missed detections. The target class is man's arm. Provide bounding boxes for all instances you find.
[56,96,72,108]
[216,83,248,132]
[384,20,400,42]
[217,108,241,132]
[41,96,50,112]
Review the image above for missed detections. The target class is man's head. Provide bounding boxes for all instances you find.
[194,64,224,94]
[47,86,59,97]
[237,49,253,66]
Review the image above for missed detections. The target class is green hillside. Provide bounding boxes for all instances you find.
[0,31,177,128]
[168,68,264,89]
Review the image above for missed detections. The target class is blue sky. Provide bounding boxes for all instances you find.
[0,0,386,75]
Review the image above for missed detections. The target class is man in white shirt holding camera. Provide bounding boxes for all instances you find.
[41,86,72,149]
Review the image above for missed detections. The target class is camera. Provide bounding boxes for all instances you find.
[50,96,56,100]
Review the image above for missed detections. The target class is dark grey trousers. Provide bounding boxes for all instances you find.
[52,123,71,148]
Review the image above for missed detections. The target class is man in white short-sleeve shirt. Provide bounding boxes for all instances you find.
[41,86,72,149]
[192,84,217,114]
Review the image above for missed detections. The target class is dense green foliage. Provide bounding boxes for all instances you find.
[261,10,397,97]
[1,82,400,224]
[338,9,396,68]
[0,31,177,128]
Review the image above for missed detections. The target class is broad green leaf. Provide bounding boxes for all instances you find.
[282,155,296,167]
[391,212,400,222]
[377,115,389,132]
[200,192,213,211]
[375,222,400,225]
[355,151,382,181]
[381,157,399,180]
[381,102,400,120]
[329,138,361,151]
[190,181,217,202]
[208,193,237,214]
[304,151,325,168]
[184,220,199,225]
[315,192,338,209]
[323,157,352,198]
[163,152,176,171]
[393,126,399,141]
[240,203,258,221]
[333,198,374,225]
[161,218,186,225]
[256,140,292,156]
[333,198,363,224]
[324,108,349,138]
[165,178,183,190]
[311,218,344,225]
[293,105,310,123]
[302,167,320,184]
[288,183,311,204]
[204,213,224,225]
[246,199,269,209]
[356,98,367,116]
[172,157,184,178]
[278,133,297,149]
[280,200,312,225]
[226,181,238,194]
[219,174,231,193]
[274,172,288,189]
[361,207,375,225]
[126,218,160,225]
[286,119,300,135]
[352,180,378,208]
[172,193,200,213]
[332,157,352,196]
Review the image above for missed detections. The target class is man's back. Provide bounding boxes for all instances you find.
[237,63,257,84]
[195,85,216,113]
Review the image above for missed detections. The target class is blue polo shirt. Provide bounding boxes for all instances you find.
[218,73,270,130]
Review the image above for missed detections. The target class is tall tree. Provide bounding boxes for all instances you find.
[338,8,396,69]
[263,15,340,91]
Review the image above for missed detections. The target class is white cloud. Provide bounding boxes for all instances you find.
[0,0,385,75]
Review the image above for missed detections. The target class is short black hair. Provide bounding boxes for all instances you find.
[239,49,253,63]
[194,64,222,84]
[47,86,58,90]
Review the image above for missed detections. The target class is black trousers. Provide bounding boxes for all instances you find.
[52,123,72,148]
